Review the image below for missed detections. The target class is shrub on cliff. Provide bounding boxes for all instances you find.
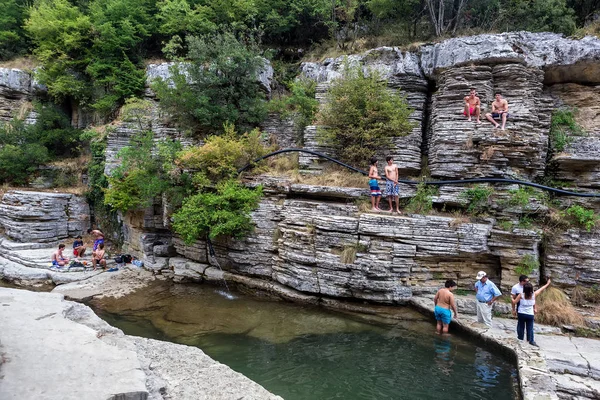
[316,64,414,167]
[153,32,268,136]
[176,124,273,183]
[172,179,263,243]
[0,103,81,184]
[104,131,193,212]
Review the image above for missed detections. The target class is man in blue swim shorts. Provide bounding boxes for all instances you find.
[434,280,459,334]
[88,228,105,253]
[384,156,401,213]
[368,157,382,211]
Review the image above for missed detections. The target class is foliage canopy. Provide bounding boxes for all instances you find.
[153,32,268,136]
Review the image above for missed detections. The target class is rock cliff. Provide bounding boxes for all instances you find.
[1,32,600,302]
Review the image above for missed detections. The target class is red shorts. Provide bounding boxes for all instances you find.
[73,249,78,256]
[463,107,476,115]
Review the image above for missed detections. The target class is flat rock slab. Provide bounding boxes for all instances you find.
[0,288,147,400]
[53,266,155,300]
[0,288,282,400]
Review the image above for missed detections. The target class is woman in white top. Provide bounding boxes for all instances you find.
[511,278,551,347]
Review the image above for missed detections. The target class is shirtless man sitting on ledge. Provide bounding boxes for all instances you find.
[463,88,481,123]
[485,92,509,130]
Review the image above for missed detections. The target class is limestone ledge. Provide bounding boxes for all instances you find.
[0,287,282,400]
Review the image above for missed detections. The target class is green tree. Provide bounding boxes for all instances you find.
[26,0,153,114]
[26,0,93,101]
[153,32,268,135]
[0,0,29,60]
[317,64,414,167]
[499,0,577,35]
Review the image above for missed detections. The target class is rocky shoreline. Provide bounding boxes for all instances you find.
[0,286,282,400]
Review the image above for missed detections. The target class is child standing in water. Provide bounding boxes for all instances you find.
[368,157,382,211]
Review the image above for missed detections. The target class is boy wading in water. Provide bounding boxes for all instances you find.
[368,157,382,211]
[384,156,401,214]
[434,280,459,334]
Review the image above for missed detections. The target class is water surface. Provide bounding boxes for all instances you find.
[92,281,518,400]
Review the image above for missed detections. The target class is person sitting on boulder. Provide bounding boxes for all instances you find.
[73,235,86,258]
[87,228,104,252]
[51,244,70,267]
[92,243,106,270]
[463,88,482,123]
[485,92,509,130]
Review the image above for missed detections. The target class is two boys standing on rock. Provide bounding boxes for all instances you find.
[464,89,510,130]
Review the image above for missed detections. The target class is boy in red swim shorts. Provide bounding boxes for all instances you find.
[463,88,481,123]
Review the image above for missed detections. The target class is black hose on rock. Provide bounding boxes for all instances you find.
[238,148,600,198]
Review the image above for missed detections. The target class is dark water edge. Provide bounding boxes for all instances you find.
[91,280,519,400]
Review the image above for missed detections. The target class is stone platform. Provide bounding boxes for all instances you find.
[0,288,282,400]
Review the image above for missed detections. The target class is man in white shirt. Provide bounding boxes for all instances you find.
[511,275,529,299]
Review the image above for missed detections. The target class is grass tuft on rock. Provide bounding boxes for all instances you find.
[536,287,585,327]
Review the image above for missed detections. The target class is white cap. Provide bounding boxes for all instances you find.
[476,271,487,280]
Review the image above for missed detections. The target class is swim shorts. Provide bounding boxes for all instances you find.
[434,305,452,325]
[491,112,509,119]
[463,107,476,115]
[93,238,104,251]
[386,180,399,197]
[52,260,59,266]
[369,179,381,197]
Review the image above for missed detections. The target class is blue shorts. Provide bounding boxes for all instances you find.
[434,305,452,325]
[369,179,381,197]
[93,238,104,251]
[386,180,399,197]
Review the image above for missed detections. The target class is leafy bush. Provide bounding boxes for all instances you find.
[515,254,539,276]
[104,131,192,212]
[563,205,598,232]
[269,78,319,133]
[550,108,585,152]
[172,179,263,242]
[0,103,82,184]
[176,124,273,183]
[317,63,414,167]
[0,143,49,185]
[153,32,268,135]
[406,182,437,214]
[461,185,493,215]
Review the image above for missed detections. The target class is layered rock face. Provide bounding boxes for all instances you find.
[0,68,34,123]
[0,191,89,243]
[427,64,552,180]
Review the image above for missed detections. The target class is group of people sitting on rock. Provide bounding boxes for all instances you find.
[463,88,510,130]
[433,271,551,347]
[51,228,112,271]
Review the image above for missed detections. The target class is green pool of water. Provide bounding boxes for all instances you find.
[92,281,518,400]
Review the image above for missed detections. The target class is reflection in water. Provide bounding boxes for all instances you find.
[434,336,454,376]
[92,281,517,400]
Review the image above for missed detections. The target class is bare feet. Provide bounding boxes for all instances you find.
[467,117,472,122]
[477,120,482,124]
[396,210,402,214]
[371,208,379,212]
[494,124,500,129]
[501,126,505,131]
